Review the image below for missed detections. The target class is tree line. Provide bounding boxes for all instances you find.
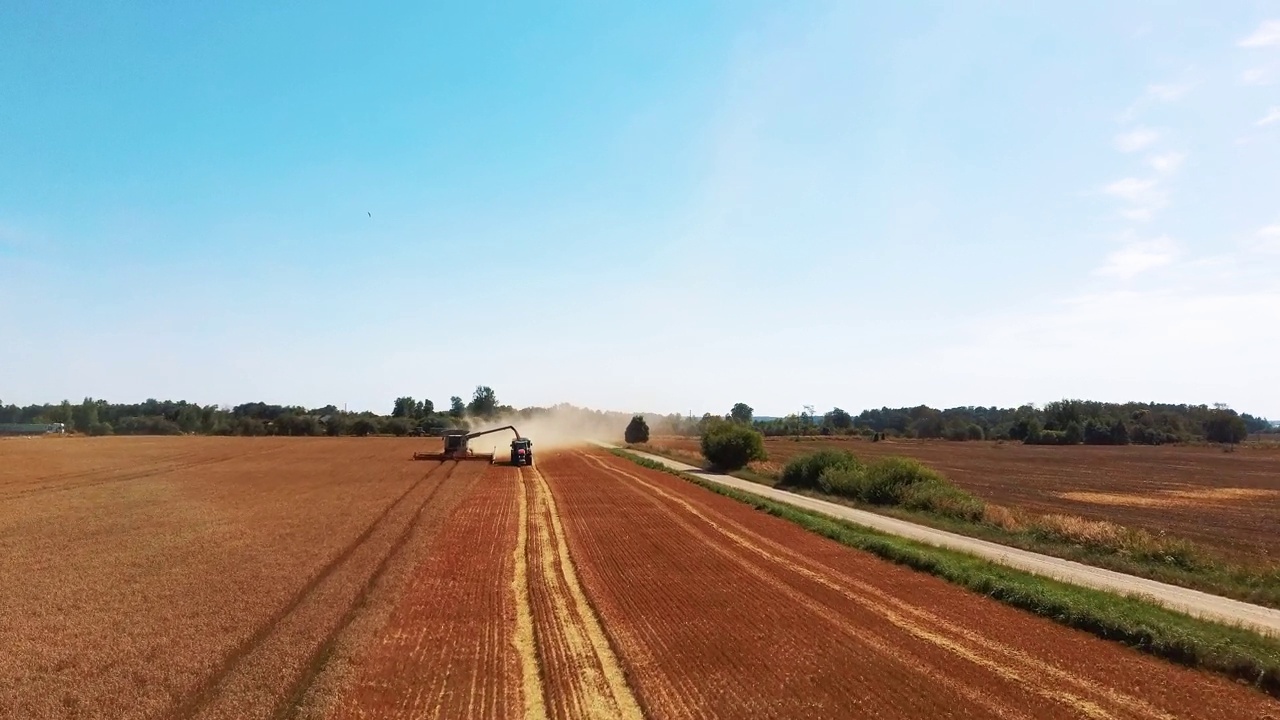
[659,400,1273,446]
[0,385,521,437]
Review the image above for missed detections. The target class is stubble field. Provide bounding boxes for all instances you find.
[1,436,1274,719]
[644,435,1280,561]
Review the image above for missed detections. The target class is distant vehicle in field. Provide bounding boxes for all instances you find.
[412,425,532,466]
[510,437,533,466]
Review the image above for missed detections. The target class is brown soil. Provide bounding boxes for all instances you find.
[648,435,1280,561]
[543,449,1278,719]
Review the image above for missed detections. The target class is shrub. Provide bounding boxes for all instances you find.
[780,449,861,488]
[901,483,985,521]
[350,418,378,437]
[383,417,411,437]
[700,420,767,471]
[966,424,985,441]
[624,415,650,444]
[818,465,867,496]
[860,457,946,504]
[87,421,113,436]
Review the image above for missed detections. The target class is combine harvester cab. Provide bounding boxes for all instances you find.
[412,425,532,466]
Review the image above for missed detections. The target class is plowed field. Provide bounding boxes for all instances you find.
[3,437,1276,719]
[644,435,1280,560]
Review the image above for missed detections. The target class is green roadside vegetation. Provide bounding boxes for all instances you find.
[609,448,1280,698]
[628,442,1280,610]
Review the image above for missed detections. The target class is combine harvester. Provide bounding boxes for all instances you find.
[412,425,534,467]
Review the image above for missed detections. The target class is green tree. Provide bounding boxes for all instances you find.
[383,417,412,436]
[467,386,498,419]
[449,396,466,418]
[351,417,378,437]
[1063,421,1083,445]
[392,396,418,418]
[730,403,754,424]
[72,398,99,433]
[624,415,650,444]
[1204,410,1248,445]
[700,419,767,471]
[419,398,435,416]
[324,414,348,437]
[827,407,854,430]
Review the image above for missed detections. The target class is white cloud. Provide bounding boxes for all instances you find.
[1238,20,1280,48]
[1114,127,1161,152]
[1241,65,1276,86]
[1094,236,1180,278]
[1256,107,1280,126]
[1145,83,1189,101]
[1147,152,1185,173]
[1104,177,1168,220]
[1253,224,1280,254]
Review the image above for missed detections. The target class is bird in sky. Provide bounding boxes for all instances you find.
[367,211,371,217]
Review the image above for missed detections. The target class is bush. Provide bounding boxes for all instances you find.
[860,457,946,505]
[817,465,867,496]
[234,416,267,436]
[901,483,985,522]
[789,451,986,521]
[350,418,378,437]
[700,420,766,471]
[780,449,861,489]
[324,415,348,437]
[87,421,113,436]
[383,417,412,437]
[115,415,183,436]
[624,415,650,444]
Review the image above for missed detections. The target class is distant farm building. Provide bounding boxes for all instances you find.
[0,423,66,436]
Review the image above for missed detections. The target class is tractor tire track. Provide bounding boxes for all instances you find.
[276,461,479,720]
[169,460,455,720]
[522,465,643,720]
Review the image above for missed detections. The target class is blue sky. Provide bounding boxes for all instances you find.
[3,2,1278,418]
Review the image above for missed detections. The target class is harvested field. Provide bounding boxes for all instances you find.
[534,450,1274,719]
[4,437,1277,719]
[0,437,478,720]
[644,435,1280,561]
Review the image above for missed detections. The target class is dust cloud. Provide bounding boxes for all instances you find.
[460,405,668,453]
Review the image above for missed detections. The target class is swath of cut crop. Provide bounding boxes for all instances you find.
[523,465,643,720]
[327,463,527,720]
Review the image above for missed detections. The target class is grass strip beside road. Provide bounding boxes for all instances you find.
[611,448,1280,698]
